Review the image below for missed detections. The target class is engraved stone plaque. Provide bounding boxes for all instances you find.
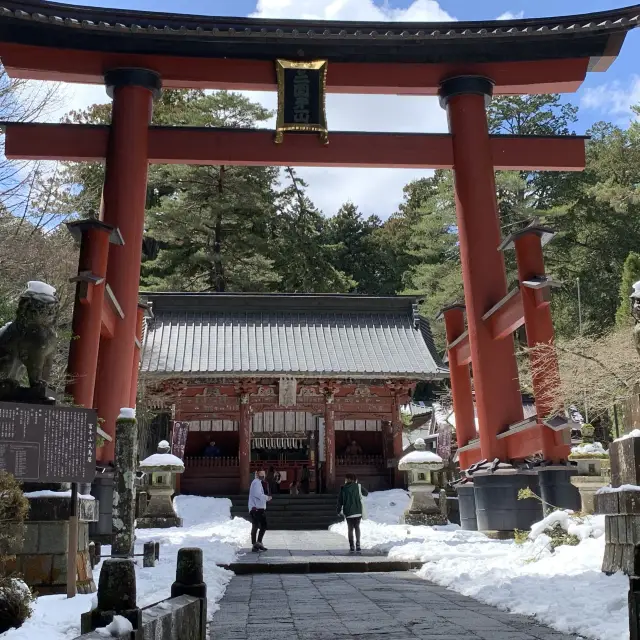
[0,402,96,483]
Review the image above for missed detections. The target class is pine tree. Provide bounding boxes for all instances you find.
[270,170,354,293]
[324,202,389,294]
[400,171,462,347]
[616,252,640,326]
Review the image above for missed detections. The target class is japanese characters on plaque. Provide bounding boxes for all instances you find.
[437,421,453,462]
[275,59,328,144]
[0,402,96,483]
[279,377,297,408]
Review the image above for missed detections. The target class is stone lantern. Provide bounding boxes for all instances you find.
[137,440,184,528]
[398,438,447,526]
[569,427,610,514]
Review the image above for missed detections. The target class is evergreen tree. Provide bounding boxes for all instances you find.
[547,122,640,336]
[270,171,354,293]
[400,171,462,346]
[41,90,353,294]
[324,202,391,294]
[616,252,640,326]
[142,162,283,292]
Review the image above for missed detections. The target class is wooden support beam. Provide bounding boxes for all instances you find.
[504,426,545,461]
[100,284,124,339]
[482,288,525,340]
[3,123,587,171]
[0,43,590,95]
[100,300,117,339]
[448,331,471,367]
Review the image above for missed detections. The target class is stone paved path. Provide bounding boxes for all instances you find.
[211,572,583,640]
[223,530,421,573]
[210,531,583,639]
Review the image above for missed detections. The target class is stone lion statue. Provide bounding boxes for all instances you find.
[0,281,60,400]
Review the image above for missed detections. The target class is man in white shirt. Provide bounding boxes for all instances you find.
[248,470,271,552]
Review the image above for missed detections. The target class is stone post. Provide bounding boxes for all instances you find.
[112,408,138,557]
[594,434,640,639]
[81,558,141,634]
[143,541,156,568]
[171,548,207,640]
[88,542,96,569]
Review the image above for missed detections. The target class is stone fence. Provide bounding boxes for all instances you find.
[73,547,206,640]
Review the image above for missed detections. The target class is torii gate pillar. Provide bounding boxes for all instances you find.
[439,77,524,463]
[94,69,162,463]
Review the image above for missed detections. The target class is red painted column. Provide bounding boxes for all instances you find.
[95,69,161,463]
[514,232,569,461]
[439,77,523,461]
[128,303,147,408]
[324,395,336,492]
[65,221,116,409]
[441,305,476,468]
[239,394,251,492]
[391,395,404,488]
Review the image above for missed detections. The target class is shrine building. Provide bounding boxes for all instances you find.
[138,293,447,495]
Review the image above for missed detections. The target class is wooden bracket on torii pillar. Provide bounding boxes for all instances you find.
[482,287,525,340]
[521,276,563,307]
[447,330,471,366]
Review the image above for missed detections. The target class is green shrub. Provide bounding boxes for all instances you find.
[546,523,580,551]
[0,578,34,633]
[513,529,529,545]
[0,472,32,632]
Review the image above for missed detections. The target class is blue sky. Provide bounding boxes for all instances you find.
[53,0,640,216]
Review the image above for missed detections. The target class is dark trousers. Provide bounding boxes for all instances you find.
[251,509,267,545]
[346,516,362,549]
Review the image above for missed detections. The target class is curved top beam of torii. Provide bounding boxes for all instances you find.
[0,2,636,94]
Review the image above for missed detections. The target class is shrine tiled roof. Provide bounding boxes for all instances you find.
[0,2,636,65]
[139,293,447,380]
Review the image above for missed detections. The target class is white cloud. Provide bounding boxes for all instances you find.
[38,0,455,218]
[251,0,453,21]
[580,75,640,123]
[496,10,524,20]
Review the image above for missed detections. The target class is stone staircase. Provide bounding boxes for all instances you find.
[228,493,340,530]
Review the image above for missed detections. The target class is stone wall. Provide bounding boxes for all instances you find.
[74,595,203,640]
[75,548,206,640]
[8,495,98,595]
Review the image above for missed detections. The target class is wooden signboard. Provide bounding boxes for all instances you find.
[437,422,453,461]
[171,420,189,460]
[275,59,328,144]
[0,402,96,483]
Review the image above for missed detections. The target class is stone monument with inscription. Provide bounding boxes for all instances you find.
[0,282,98,594]
[0,396,99,594]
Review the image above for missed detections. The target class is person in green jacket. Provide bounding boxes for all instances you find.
[337,473,369,553]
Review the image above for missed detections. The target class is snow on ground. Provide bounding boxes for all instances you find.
[3,496,250,640]
[332,489,629,640]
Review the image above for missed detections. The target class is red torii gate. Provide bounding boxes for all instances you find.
[0,3,636,478]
